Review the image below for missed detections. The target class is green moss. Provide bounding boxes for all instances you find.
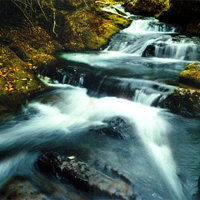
[0,43,46,110]
[0,25,63,68]
[179,62,200,88]
[166,88,200,117]
[57,7,130,51]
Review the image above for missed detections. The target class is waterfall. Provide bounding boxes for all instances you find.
[57,17,193,199]
[1,15,198,200]
[133,89,162,106]
[153,38,197,60]
[102,19,200,61]
[122,19,178,34]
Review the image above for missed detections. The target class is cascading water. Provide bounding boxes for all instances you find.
[1,16,200,200]
[58,17,198,200]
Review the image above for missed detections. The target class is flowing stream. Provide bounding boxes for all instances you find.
[1,17,200,200]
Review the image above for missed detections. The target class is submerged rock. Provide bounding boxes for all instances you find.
[179,62,200,88]
[37,152,135,199]
[0,176,86,200]
[125,0,169,17]
[0,177,49,200]
[97,116,135,139]
[165,88,200,117]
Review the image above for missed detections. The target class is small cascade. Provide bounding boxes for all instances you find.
[1,14,199,200]
[3,85,187,200]
[133,89,162,106]
[122,19,179,34]
[143,38,198,61]
[104,19,179,54]
[103,19,200,61]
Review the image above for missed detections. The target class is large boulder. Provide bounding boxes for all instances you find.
[165,88,200,117]
[38,1,131,51]
[125,0,169,17]
[179,62,200,88]
[37,152,135,199]
[96,116,135,139]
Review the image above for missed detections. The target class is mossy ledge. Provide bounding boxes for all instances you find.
[0,0,130,113]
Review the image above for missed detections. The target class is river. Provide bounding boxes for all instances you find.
[0,16,200,200]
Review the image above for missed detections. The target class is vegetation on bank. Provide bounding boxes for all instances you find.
[0,0,130,112]
[0,0,200,117]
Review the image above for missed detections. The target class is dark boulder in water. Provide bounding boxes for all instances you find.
[96,116,135,139]
[37,152,135,199]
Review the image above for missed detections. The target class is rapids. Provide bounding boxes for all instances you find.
[0,17,200,200]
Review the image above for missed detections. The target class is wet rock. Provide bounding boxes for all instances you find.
[37,152,135,199]
[165,88,200,117]
[125,0,169,17]
[179,62,200,88]
[37,153,90,191]
[98,117,135,139]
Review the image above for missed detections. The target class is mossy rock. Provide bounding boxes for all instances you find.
[0,25,63,68]
[57,8,130,51]
[179,62,200,88]
[125,0,169,17]
[165,88,200,117]
[0,43,46,110]
[38,1,130,51]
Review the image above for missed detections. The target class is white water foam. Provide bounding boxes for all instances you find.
[0,86,188,199]
[154,38,197,60]
[122,19,178,34]
[133,89,162,106]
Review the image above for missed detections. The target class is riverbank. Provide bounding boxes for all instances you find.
[0,0,130,114]
[1,2,200,200]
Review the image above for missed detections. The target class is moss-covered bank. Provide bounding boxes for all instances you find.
[124,0,169,17]
[0,0,130,112]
